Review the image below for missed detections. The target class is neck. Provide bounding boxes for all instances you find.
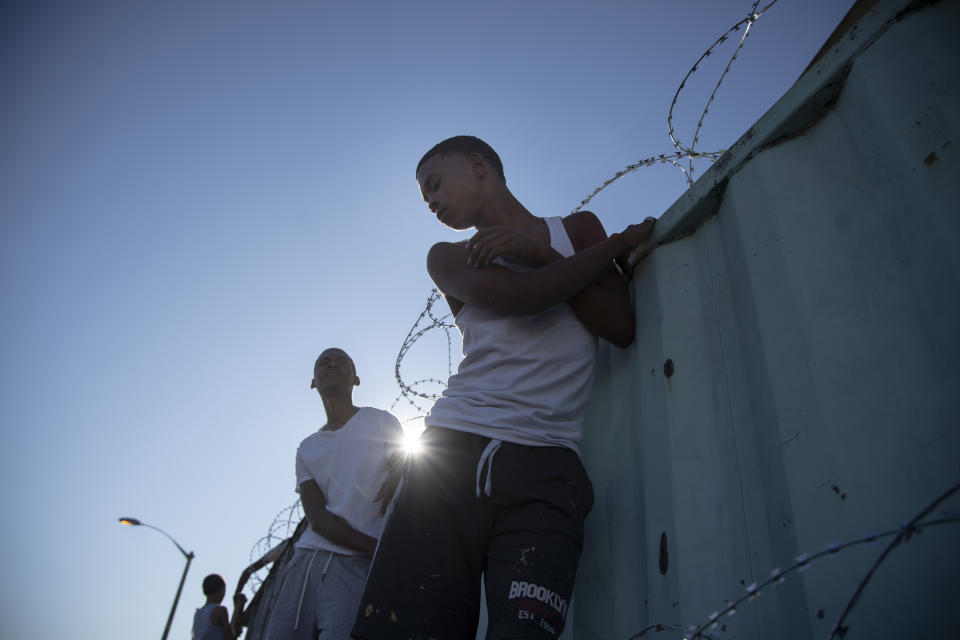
[321,394,358,430]
[475,188,539,230]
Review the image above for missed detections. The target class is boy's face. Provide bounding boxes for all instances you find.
[312,349,358,393]
[416,152,482,230]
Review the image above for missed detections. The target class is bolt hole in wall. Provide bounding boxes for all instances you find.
[659,532,669,575]
[663,359,675,378]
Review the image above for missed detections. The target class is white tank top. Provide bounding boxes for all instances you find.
[425,217,597,454]
[192,603,220,640]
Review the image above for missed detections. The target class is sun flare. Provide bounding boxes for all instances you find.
[401,419,425,455]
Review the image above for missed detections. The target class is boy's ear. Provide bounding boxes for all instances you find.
[310,379,316,389]
[354,376,361,387]
[468,152,486,177]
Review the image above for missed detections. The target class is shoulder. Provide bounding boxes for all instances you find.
[360,406,398,423]
[562,211,607,251]
[210,605,229,624]
[297,428,324,452]
[426,241,468,274]
[298,431,319,448]
[361,407,403,432]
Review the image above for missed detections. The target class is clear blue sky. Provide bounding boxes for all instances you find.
[0,1,854,638]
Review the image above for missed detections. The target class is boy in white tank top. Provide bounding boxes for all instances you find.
[353,136,655,640]
[192,574,238,640]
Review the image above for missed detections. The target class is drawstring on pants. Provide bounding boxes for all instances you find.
[293,550,334,630]
[475,439,502,498]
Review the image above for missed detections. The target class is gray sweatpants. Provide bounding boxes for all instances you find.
[262,547,371,640]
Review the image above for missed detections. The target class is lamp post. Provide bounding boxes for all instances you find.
[119,517,195,640]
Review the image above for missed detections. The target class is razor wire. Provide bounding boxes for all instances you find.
[244,500,304,595]
[574,0,777,213]
[390,288,456,417]
[393,1,779,412]
[627,480,960,640]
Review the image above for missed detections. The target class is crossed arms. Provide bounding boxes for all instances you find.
[427,211,654,347]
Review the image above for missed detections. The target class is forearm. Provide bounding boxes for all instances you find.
[244,558,266,575]
[230,609,244,638]
[308,510,377,555]
[568,280,635,347]
[474,233,631,315]
[299,479,376,554]
[530,245,635,345]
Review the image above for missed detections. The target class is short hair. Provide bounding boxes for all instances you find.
[416,135,505,180]
[202,574,225,596]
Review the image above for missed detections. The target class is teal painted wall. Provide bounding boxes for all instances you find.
[576,1,960,638]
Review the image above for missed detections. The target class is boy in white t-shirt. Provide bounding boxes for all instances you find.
[262,349,402,640]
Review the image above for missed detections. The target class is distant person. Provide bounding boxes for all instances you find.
[352,136,656,640]
[193,574,238,640]
[262,349,403,640]
[230,530,299,637]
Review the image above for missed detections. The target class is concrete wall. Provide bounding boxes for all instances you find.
[576,1,960,638]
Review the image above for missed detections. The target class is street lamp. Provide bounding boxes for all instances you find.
[119,517,195,640]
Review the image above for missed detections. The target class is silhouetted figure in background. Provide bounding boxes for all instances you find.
[193,573,238,640]
[262,349,402,640]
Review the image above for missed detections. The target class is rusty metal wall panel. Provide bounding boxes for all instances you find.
[576,1,960,638]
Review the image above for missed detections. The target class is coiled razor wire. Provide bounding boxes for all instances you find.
[393,1,780,415]
[573,0,777,213]
[244,500,304,594]
[627,480,960,640]
[391,288,456,416]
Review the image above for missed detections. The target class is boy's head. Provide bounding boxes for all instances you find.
[416,136,504,181]
[416,136,506,230]
[202,574,226,601]
[311,348,360,394]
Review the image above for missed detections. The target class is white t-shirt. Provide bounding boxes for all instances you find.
[294,407,403,555]
[425,217,598,454]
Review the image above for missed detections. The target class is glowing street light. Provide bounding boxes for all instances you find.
[119,517,194,640]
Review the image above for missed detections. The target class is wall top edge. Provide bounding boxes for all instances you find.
[628,0,932,265]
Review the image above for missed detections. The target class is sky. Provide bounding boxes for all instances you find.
[0,1,855,638]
